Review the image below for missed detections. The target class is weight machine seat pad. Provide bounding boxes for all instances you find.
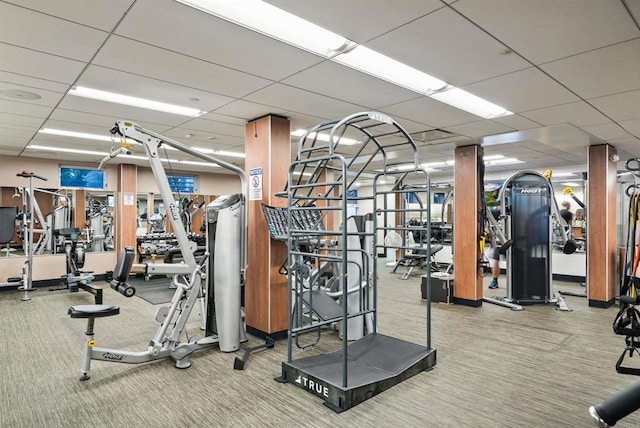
[0,206,18,244]
[113,247,135,282]
[68,304,120,319]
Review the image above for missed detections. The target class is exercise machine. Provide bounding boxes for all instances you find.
[67,121,258,380]
[612,159,640,375]
[15,172,48,300]
[275,112,436,412]
[483,170,573,311]
[50,227,104,304]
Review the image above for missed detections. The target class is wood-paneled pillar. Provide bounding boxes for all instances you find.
[116,164,137,255]
[587,144,617,307]
[453,145,483,306]
[244,114,290,336]
[73,190,85,230]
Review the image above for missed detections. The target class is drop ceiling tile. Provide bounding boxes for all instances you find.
[541,39,640,99]
[244,84,362,120]
[0,113,44,129]
[94,36,272,99]
[589,89,640,122]
[0,2,109,61]
[367,7,530,87]
[0,43,85,84]
[462,67,580,113]
[0,99,53,118]
[581,122,633,141]
[381,97,479,128]
[0,71,69,93]
[0,126,34,139]
[116,0,324,81]
[444,120,513,138]
[285,112,329,133]
[521,101,611,127]
[49,108,166,133]
[213,100,288,121]
[491,114,541,130]
[77,66,234,112]
[282,61,420,108]
[175,119,245,139]
[190,113,247,127]
[8,0,135,31]
[267,0,444,43]
[451,0,639,64]
[620,118,640,138]
[160,128,242,149]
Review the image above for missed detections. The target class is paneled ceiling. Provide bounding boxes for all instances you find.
[1,0,639,181]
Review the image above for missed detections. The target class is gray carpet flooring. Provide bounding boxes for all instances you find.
[0,263,639,427]
[128,276,176,305]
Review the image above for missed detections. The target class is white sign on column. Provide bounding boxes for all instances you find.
[249,167,263,201]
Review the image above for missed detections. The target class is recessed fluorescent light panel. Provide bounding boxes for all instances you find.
[68,86,206,117]
[174,0,352,57]
[430,88,512,119]
[39,128,113,142]
[484,157,523,166]
[291,130,360,146]
[177,1,512,119]
[333,46,448,94]
[27,145,107,156]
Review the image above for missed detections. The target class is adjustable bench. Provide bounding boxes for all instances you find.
[392,244,444,280]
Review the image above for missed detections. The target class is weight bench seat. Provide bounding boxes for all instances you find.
[68,304,120,319]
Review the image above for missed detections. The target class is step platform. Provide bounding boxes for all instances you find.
[278,333,436,412]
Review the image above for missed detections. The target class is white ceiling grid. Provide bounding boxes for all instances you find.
[0,0,637,176]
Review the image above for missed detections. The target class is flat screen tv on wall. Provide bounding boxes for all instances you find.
[59,166,106,190]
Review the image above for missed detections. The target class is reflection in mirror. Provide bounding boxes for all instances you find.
[0,186,74,256]
[84,192,115,252]
[135,193,211,266]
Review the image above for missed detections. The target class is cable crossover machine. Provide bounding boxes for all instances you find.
[483,170,576,311]
[273,111,436,412]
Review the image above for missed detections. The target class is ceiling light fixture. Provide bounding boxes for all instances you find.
[179,160,220,167]
[561,182,582,187]
[484,157,524,166]
[291,129,360,146]
[421,161,447,168]
[192,147,246,158]
[483,154,505,161]
[39,128,113,142]
[27,145,107,156]
[68,86,206,117]
[174,0,353,57]
[430,88,512,119]
[177,0,512,120]
[333,46,448,94]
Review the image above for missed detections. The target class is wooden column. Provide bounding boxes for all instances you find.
[587,144,617,307]
[244,114,290,336]
[116,164,137,255]
[73,190,85,230]
[453,145,483,306]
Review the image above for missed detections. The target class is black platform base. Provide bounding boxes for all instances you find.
[278,333,436,412]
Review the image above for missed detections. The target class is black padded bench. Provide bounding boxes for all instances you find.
[392,244,444,280]
[68,304,120,319]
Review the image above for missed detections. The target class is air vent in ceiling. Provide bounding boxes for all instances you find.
[410,129,459,142]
